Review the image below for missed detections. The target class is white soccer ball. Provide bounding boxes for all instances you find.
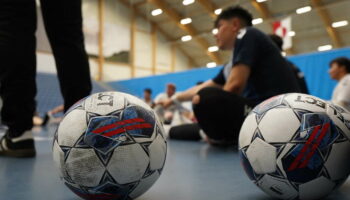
[239,93,350,200]
[53,91,167,200]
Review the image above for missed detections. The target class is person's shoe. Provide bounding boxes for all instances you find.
[41,112,52,126]
[0,130,36,157]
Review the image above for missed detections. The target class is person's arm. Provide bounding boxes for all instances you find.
[163,80,222,107]
[332,80,350,111]
[154,93,164,105]
[223,64,251,94]
[177,80,222,102]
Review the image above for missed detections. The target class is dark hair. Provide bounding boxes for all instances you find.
[166,83,176,90]
[144,88,152,94]
[214,6,253,28]
[269,34,283,51]
[196,81,204,85]
[330,57,350,73]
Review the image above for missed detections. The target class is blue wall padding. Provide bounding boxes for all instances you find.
[288,47,350,100]
[108,66,222,99]
[108,47,350,101]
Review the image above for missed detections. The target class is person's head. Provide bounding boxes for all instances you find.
[329,57,350,81]
[269,34,283,51]
[166,83,176,97]
[214,6,253,50]
[143,88,152,100]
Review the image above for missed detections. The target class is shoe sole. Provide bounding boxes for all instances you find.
[0,149,36,158]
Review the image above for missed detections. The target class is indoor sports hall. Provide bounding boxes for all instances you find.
[1,0,350,200]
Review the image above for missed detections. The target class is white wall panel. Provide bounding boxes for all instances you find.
[135,69,153,78]
[36,0,190,81]
[156,34,171,71]
[36,52,56,74]
[103,63,131,81]
[135,31,152,69]
[175,49,189,71]
[136,17,151,33]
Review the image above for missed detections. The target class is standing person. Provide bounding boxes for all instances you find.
[143,88,155,108]
[269,34,309,94]
[328,57,350,111]
[164,6,300,145]
[0,0,92,157]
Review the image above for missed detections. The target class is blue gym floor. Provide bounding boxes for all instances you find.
[1,73,350,200]
[1,126,350,200]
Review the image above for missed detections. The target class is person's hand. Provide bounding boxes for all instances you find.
[162,99,174,108]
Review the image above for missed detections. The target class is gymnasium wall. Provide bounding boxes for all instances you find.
[36,0,190,81]
[289,47,350,100]
[108,67,223,100]
[109,47,350,101]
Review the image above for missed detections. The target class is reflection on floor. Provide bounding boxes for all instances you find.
[0,125,349,200]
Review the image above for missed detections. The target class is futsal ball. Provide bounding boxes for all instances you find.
[239,93,350,200]
[52,91,167,200]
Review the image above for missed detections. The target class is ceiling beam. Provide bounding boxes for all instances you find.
[197,0,217,19]
[148,0,222,64]
[134,0,147,8]
[250,0,273,24]
[118,0,198,67]
[310,0,342,48]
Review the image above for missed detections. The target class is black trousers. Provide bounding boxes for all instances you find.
[169,123,202,141]
[0,0,92,136]
[193,87,256,142]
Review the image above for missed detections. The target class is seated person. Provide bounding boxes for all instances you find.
[164,6,301,145]
[328,57,350,111]
[154,83,181,123]
[269,34,309,94]
[143,88,155,108]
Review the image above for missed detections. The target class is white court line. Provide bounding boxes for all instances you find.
[0,133,52,142]
[34,136,53,141]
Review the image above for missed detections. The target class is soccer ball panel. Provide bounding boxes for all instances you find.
[299,176,335,200]
[65,148,105,187]
[84,92,125,115]
[246,138,276,174]
[121,106,156,140]
[257,174,298,200]
[149,134,167,171]
[57,109,87,147]
[259,108,299,143]
[52,141,67,178]
[253,94,285,115]
[107,144,149,184]
[276,143,295,178]
[324,141,350,181]
[129,171,160,199]
[326,104,350,139]
[239,149,258,181]
[239,113,258,149]
[284,93,327,113]
[121,92,153,111]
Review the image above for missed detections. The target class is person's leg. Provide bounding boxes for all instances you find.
[169,123,202,141]
[40,0,91,111]
[193,87,254,144]
[0,0,36,157]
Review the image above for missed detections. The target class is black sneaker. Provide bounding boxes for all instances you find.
[0,130,36,157]
[41,112,51,126]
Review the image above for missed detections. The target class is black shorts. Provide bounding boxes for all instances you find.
[193,87,256,142]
